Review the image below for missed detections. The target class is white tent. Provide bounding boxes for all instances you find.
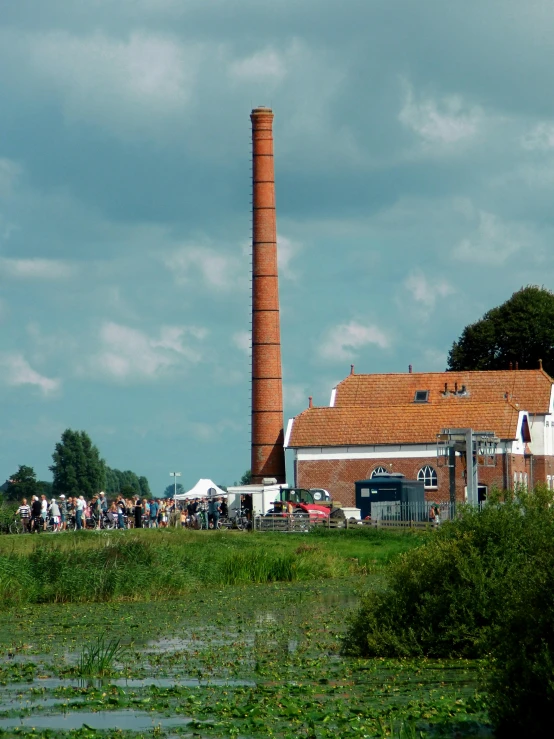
[174,478,227,500]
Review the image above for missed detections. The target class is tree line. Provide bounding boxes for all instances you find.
[2,429,150,502]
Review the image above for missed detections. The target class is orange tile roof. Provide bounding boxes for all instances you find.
[334,369,552,415]
[288,401,521,448]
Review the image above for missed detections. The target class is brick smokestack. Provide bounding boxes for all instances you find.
[250,106,286,484]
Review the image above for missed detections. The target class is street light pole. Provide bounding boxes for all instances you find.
[169,472,181,512]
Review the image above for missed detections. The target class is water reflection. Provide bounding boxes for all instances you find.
[0,710,193,731]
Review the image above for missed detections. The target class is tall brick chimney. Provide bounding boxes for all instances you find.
[250,106,286,484]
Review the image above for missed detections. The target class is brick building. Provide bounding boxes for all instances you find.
[285,367,554,507]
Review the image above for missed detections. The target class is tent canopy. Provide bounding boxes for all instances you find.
[174,478,227,500]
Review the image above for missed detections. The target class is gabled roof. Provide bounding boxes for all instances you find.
[287,401,522,448]
[333,369,553,415]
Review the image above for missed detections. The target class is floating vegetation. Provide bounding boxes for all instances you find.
[0,578,491,738]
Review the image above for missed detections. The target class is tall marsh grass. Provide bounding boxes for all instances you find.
[0,528,412,607]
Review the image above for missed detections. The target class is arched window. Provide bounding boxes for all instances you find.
[371,466,388,478]
[417,465,438,489]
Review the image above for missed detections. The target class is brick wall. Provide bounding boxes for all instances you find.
[296,454,553,507]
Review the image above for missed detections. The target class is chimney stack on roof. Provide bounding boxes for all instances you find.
[250,107,285,485]
[408,364,413,374]
[350,364,355,375]
[308,396,313,409]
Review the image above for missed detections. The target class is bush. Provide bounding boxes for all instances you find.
[343,487,554,736]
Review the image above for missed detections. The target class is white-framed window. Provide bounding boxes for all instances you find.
[371,466,388,478]
[513,471,518,487]
[418,465,438,489]
[547,475,552,490]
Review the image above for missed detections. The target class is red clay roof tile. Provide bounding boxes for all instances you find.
[333,369,552,415]
[288,400,521,447]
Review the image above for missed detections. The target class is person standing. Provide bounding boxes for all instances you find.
[117,496,126,529]
[208,497,221,530]
[107,501,117,527]
[67,497,76,530]
[160,500,167,527]
[149,499,159,528]
[59,495,67,531]
[40,494,48,531]
[75,495,85,530]
[91,495,102,529]
[49,498,61,532]
[30,496,42,533]
[99,492,108,515]
[134,497,143,528]
[16,498,31,533]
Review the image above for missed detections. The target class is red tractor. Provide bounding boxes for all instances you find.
[268,487,347,523]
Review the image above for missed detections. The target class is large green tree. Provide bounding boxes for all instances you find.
[50,429,106,498]
[164,483,184,498]
[5,465,39,501]
[104,467,151,498]
[448,286,554,375]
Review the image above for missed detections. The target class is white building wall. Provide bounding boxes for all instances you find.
[295,442,509,462]
[529,414,546,455]
[544,415,553,456]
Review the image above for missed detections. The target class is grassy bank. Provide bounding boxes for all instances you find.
[0,527,424,607]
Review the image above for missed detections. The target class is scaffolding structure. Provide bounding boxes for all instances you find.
[436,428,499,504]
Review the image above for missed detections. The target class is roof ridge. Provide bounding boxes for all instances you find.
[343,368,548,378]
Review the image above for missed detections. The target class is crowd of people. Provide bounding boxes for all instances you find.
[14,493,229,533]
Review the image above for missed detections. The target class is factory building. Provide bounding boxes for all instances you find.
[285,366,554,506]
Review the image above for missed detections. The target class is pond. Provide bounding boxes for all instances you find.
[0,579,490,738]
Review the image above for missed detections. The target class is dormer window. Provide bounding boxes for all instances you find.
[414,390,429,403]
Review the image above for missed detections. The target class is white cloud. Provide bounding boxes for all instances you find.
[319,321,390,362]
[404,269,454,310]
[522,122,554,151]
[453,211,524,264]
[0,257,76,280]
[229,48,286,82]
[277,234,302,280]
[26,31,198,139]
[90,322,205,381]
[0,353,60,396]
[163,245,245,290]
[232,331,251,355]
[399,81,480,144]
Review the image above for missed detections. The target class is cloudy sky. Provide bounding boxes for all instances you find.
[1,0,554,492]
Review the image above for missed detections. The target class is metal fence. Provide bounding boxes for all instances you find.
[254,514,349,533]
[253,501,490,533]
[370,500,488,530]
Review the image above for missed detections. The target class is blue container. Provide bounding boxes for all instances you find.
[355,475,425,520]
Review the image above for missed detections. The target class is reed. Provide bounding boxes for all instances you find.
[76,635,127,677]
[0,528,421,608]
